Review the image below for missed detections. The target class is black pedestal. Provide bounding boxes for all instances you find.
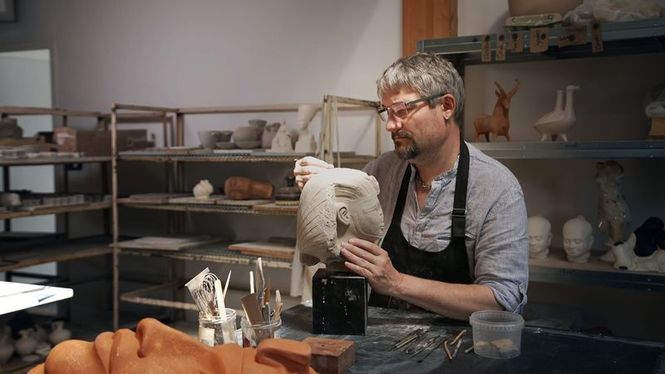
[312,268,367,335]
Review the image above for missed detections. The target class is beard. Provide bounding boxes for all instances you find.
[392,130,420,160]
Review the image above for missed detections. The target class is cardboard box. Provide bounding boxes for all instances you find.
[54,128,150,156]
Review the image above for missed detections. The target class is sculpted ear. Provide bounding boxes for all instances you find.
[335,202,350,238]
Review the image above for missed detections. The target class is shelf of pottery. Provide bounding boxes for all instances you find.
[110,97,381,329]
[420,18,665,291]
[0,107,119,275]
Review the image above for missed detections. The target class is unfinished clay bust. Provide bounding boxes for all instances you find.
[193,180,213,200]
[563,215,594,263]
[528,215,552,259]
[297,168,384,270]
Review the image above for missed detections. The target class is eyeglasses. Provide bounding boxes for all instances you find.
[377,93,445,121]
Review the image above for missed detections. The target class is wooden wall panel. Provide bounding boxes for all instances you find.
[402,0,457,56]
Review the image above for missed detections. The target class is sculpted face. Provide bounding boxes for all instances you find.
[563,215,594,263]
[297,168,384,269]
[527,215,552,259]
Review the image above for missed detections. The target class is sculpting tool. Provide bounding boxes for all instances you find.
[392,328,424,351]
[451,339,463,359]
[223,270,232,298]
[449,329,467,346]
[214,279,225,316]
[416,335,447,363]
[443,340,453,360]
[249,271,255,294]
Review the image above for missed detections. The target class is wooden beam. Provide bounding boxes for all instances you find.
[402,0,457,56]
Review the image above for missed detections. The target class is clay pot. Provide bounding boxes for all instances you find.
[198,131,221,150]
[48,321,71,346]
[261,122,281,149]
[15,329,37,357]
[218,130,233,142]
[224,176,273,200]
[0,335,14,364]
[233,126,262,149]
[248,119,267,130]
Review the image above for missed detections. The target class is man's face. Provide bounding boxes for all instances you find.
[381,88,446,161]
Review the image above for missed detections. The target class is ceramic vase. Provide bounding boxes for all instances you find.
[48,321,71,346]
[15,329,37,357]
[261,122,281,149]
[0,335,14,364]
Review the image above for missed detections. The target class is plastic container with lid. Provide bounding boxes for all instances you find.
[469,310,524,359]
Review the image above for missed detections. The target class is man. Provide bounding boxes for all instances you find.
[294,53,528,320]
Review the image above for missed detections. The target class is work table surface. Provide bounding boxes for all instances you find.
[279,304,665,373]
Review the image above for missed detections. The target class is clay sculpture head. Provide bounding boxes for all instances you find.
[563,215,594,263]
[297,168,384,270]
[527,215,552,259]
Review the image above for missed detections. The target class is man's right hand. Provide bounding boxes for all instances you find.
[293,156,333,190]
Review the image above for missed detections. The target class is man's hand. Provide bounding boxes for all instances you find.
[293,156,333,190]
[341,238,404,297]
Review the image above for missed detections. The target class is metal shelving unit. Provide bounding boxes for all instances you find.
[474,140,665,159]
[110,100,379,329]
[419,18,665,66]
[419,20,665,291]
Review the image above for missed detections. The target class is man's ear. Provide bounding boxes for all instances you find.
[441,94,456,120]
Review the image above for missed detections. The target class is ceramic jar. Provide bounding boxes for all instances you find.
[48,321,71,346]
[15,329,37,357]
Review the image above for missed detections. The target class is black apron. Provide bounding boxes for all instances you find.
[368,140,472,310]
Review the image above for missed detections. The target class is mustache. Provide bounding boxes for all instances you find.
[391,130,412,140]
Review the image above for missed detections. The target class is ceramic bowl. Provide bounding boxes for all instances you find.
[235,140,261,149]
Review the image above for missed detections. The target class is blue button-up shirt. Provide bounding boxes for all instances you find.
[363,142,529,313]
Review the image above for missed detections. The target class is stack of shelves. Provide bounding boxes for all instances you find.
[418,19,665,292]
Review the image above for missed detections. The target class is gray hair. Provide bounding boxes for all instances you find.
[376,52,465,120]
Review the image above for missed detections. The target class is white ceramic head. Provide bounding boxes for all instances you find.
[527,215,552,259]
[297,168,384,269]
[563,215,594,263]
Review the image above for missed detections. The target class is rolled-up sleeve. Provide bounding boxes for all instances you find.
[473,184,529,313]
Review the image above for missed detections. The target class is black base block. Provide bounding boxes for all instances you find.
[312,268,367,335]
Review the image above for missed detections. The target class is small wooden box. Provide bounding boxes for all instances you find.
[53,127,150,156]
[303,337,355,374]
[649,117,665,138]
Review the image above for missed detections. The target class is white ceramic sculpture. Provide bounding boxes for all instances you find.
[527,215,552,259]
[48,321,71,346]
[563,215,594,263]
[15,329,37,357]
[296,168,384,271]
[294,104,319,153]
[270,123,294,152]
[193,179,213,200]
[534,85,580,141]
[611,233,665,272]
[596,160,631,252]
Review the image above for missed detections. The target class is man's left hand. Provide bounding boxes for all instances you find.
[341,238,403,297]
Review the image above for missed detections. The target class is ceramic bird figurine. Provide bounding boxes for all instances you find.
[534,85,580,141]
